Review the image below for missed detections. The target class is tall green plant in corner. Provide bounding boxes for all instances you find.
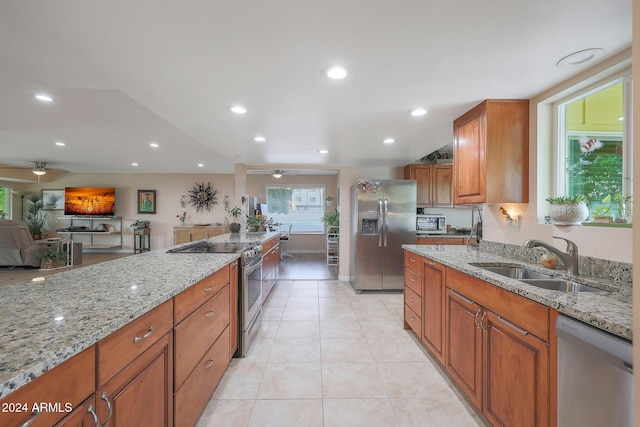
[25,192,48,239]
[321,209,339,230]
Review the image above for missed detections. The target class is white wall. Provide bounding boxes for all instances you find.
[17,173,236,251]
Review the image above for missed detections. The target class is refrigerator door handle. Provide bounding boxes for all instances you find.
[383,199,389,247]
[378,200,383,247]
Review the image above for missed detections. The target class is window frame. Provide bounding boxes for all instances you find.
[551,73,633,221]
[265,184,327,234]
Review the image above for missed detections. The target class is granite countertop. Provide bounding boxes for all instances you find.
[0,231,279,399]
[416,233,474,239]
[403,245,632,341]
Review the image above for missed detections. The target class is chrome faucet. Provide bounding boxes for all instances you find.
[523,236,579,275]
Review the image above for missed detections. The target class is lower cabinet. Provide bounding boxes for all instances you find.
[97,332,173,427]
[229,260,239,358]
[403,250,552,427]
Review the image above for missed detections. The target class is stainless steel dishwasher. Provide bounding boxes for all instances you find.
[556,315,633,427]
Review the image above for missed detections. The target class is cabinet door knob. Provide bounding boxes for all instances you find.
[205,358,215,369]
[205,309,216,318]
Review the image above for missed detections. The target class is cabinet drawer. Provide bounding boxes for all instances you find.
[174,326,230,427]
[446,268,549,341]
[404,267,422,295]
[174,265,230,324]
[405,286,422,316]
[98,299,173,386]
[404,251,422,275]
[417,237,466,245]
[174,285,230,388]
[404,304,422,337]
[262,236,278,253]
[0,346,95,427]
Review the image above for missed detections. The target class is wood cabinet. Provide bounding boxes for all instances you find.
[404,164,453,207]
[422,259,446,364]
[173,225,228,245]
[445,268,550,426]
[403,251,423,336]
[97,332,173,427]
[416,237,475,245]
[0,346,96,427]
[453,99,529,204]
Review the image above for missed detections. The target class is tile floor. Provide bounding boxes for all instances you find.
[196,279,487,427]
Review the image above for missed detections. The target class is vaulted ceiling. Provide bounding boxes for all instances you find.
[0,0,632,177]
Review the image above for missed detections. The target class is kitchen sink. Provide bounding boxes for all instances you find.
[479,266,554,280]
[520,279,605,293]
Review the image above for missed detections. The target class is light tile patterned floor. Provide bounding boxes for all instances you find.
[196,280,487,427]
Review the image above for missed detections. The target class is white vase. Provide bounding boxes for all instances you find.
[548,202,589,225]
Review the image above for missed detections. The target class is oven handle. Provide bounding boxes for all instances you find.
[244,256,263,276]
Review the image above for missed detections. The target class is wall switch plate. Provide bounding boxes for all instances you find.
[507,215,521,231]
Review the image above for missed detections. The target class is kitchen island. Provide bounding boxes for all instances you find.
[0,231,279,426]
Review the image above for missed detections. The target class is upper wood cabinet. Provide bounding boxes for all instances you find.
[453,99,529,204]
[404,164,453,207]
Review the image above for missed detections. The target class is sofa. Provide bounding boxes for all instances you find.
[0,220,44,267]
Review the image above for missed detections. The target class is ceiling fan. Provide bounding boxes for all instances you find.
[0,161,66,182]
[246,169,298,179]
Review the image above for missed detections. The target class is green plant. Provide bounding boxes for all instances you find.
[40,250,68,265]
[591,193,632,220]
[25,192,47,238]
[321,209,339,229]
[130,220,150,228]
[545,195,587,204]
[227,207,242,223]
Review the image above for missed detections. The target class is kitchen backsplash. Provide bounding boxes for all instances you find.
[480,240,632,287]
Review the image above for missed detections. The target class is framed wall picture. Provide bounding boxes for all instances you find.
[42,189,65,210]
[137,190,156,214]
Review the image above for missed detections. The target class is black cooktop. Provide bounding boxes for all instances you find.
[167,241,248,254]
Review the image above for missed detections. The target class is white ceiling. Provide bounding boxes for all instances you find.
[0,0,632,177]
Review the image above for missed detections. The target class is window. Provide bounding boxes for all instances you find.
[555,76,632,221]
[0,187,11,219]
[266,185,325,233]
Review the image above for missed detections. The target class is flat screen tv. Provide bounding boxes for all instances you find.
[64,187,116,216]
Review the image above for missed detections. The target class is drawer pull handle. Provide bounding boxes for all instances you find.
[20,409,39,427]
[205,358,215,369]
[409,316,415,321]
[205,309,216,318]
[409,296,415,302]
[498,315,528,335]
[204,285,215,292]
[133,326,154,344]
[473,308,482,329]
[101,392,113,427]
[87,404,99,427]
[450,289,475,306]
[428,261,436,266]
[409,258,416,263]
[409,277,416,282]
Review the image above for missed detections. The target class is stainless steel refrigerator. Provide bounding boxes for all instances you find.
[350,179,416,292]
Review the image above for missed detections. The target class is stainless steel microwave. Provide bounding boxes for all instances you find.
[417,214,447,234]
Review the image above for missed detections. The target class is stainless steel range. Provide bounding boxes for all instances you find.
[168,240,263,357]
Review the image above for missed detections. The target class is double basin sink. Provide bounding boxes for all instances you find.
[477,266,603,293]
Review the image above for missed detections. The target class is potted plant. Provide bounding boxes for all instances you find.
[321,209,339,231]
[325,196,334,206]
[40,250,69,269]
[227,207,242,233]
[545,195,589,225]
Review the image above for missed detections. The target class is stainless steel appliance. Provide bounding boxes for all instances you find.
[350,179,416,292]
[556,315,633,427]
[168,241,263,357]
[416,214,447,234]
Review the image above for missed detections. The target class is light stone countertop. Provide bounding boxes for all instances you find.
[0,231,280,399]
[403,245,632,341]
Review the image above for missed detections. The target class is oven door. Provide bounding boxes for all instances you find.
[243,257,263,330]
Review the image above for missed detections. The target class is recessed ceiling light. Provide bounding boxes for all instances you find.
[318,149,329,154]
[254,136,266,142]
[325,66,348,80]
[383,138,395,144]
[410,108,427,117]
[149,142,159,148]
[197,163,204,167]
[55,141,66,147]
[556,48,604,68]
[229,105,247,114]
[34,93,54,102]
[131,162,139,167]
